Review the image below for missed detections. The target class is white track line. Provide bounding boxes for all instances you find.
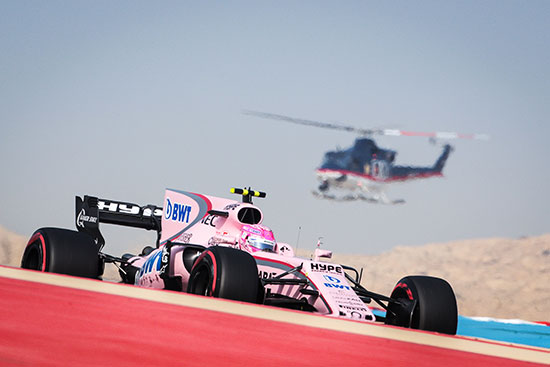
[1,266,548,365]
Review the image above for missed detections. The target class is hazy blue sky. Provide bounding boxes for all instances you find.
[1,1,549,255]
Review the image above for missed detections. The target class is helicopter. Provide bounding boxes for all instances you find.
[243,110,488,204]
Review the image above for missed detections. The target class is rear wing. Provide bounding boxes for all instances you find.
[75,195,162,250]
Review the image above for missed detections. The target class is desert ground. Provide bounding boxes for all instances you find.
[2,225,548,321]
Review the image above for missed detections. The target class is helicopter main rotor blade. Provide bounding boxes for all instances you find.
[242,110,379,136]
[243,110,489,140]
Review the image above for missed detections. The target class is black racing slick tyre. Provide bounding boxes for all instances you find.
[187,246,260,303]
[384,276,458,335]
[21,227,101,279]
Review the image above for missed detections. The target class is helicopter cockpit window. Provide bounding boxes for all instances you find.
[321,150,351,170]
[372,161,389,179]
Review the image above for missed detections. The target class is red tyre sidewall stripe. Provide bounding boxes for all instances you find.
[394,282,414,300]
[27,232,47,272]
[190,250,218,296]
[207,252,217,295]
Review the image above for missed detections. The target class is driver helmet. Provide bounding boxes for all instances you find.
[239,224,276,253]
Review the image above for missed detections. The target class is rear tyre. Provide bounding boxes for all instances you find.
[21,227,100,279]
[187,246,260,303]
[385,275,458,335]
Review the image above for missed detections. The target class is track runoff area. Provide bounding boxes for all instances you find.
[0,266,548,366]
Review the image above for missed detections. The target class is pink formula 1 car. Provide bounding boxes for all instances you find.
[21,187,458,334]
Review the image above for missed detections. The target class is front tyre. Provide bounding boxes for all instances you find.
[21,227,100,279]
[385,276,458,335]
[187,246,260,303]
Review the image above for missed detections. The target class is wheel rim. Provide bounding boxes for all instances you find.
[387,288,416,328]
[22,243,42,270]
[190,265,212,296]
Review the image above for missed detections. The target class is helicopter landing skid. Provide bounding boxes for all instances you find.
[311,191,405,205]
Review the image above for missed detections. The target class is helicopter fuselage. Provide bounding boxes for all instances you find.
[315,138,452,203]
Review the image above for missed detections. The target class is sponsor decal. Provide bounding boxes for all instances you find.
[143,207,163,217]
[223,203,240,211]
[335,297,374,321]
[76,209,98,228]
[159,245,170,276]
[200,214,217,227]
[323,274,351,290]
[279,245,291,253]
[137,250,163,279]
[310,263,343,274]
[258,270,277,279]
[174,232,193,244]
[324,283,351,290]
[338,307,374,321]
[323,275,340,283]
[97,201,162,217]
[164,198,192,223]
[331,293,367,307]
[241,225,262,236]
[160,189,213,246]
[249,228,262,235]
[338,304,368,312]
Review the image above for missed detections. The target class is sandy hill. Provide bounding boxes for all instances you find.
[2,225,548,321]
[328,235,550,321]
[0,226,26,267]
